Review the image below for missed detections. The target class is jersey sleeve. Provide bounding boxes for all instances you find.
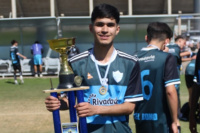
[14,47,19,55]
[176,47,181,66]
[195,49,200,83]
[164,54,181,87]
[125,61,143,102]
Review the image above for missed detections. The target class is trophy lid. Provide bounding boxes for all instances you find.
[47,38,75,52]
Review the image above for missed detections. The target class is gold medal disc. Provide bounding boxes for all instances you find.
[99,86,107,95]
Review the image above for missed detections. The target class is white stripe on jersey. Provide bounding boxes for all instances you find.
[117,50,138,61]
[125,97,144,102]
[165,81,181,87]
[69,51,89,62]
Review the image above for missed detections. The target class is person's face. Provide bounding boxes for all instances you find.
[15,42,18,46]
[178,38,186,49]
[90,17,120,46]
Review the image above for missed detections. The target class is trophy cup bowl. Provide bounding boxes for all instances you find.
[47,38,75,89]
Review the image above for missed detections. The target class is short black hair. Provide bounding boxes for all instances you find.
[35,41,39,44]
[91,3,120,24]
[11,40,18,45]
[175,35,184,42]
[146,22,173,43]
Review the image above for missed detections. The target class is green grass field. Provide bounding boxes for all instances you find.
[0,75,199,133]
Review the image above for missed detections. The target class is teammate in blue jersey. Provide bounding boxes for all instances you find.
[31,41,43,77]
[10,40,27,84]
[45,4,143,133]
[133,22,180,133]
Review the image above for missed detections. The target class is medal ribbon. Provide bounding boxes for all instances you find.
[91,48,115,87]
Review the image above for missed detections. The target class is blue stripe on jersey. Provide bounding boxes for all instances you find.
[86,114,127,124]
[84,85,139,124]
[189,64,195,67]
[165,79,180,84]
[125,94,143,99]
[165,79,180,87]
[193,76,197,83]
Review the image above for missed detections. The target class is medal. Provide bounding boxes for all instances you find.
[90,49,116,95]
[99,86,107,95]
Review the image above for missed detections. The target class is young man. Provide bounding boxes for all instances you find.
[167,35,194,131]
[133,22,179,133]
[45,4,143,133]
[10,40,27,84]
[31,41,43,77]
[189,48,200,133]
[185,54,196,103]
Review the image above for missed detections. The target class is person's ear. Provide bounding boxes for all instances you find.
[115,25,120,35]
[164,38,170,45]
[145,35,148,42]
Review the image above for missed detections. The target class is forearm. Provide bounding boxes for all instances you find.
[180,51,191,57]
[166,85,178,123]
[17,53,26,59]
[75,102,136,117]
[182,57,192,62]
[96,102,135,116]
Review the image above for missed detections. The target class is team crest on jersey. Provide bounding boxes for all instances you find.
[87,73,93,79]
[112,70,123,83]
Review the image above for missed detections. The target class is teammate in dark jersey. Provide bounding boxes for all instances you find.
[45,4,143,133]
[10,40,27,84]
[167,35,195,131]
[134,22,179,133]
[185,55,196,102]
[190,49,200,133]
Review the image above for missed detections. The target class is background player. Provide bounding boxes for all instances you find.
[31,41,43,77]
[10,40,27,84]
[185,54,196,104]
[45,3,143,133]
[134,22,179,133]
[189,48,200,133]
[167,35,195,130]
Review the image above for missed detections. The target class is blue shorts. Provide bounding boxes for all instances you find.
[33,54,42,65]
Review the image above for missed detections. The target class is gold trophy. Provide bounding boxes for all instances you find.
[44,38,89,133]
[47,38,77,89]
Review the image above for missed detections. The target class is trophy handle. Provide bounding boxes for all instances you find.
[51,92,62,133]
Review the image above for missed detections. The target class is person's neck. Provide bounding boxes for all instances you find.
[148,40,163,50]
[93,44,114,64]
[175,42,181,47]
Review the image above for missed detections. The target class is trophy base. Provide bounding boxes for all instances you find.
[43,86,89,93]
[57,74,74,89]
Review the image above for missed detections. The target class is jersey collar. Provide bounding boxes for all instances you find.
[90,48,117,66]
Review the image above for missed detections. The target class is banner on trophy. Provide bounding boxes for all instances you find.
[62,122,78,133]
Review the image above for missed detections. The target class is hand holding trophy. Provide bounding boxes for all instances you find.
[44,38,89,133]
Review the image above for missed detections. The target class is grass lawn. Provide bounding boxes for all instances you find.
[0,75,199,133]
